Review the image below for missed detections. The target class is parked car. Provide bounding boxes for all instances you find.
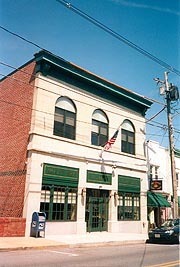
[148,218,180,244]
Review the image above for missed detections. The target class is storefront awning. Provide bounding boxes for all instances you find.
[147,192,171,208]
[178,196,180,207]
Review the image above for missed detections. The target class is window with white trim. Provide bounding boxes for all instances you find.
[40,185,77,221]
[91,109,108,146]
[121,120,135,155]
[149,165,159,180]
[118,192,140,220]
[53,96,76,140]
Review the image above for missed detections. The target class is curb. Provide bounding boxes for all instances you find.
[0,239,147,252]
[68,239,147,248]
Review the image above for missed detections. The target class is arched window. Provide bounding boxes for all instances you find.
[91,109,108,146]
[53,96,76,140]
[121,120,135,155]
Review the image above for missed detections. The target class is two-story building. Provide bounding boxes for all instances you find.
[146,140,180,228]
[0,50,153,237]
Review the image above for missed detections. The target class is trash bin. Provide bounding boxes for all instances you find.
[30,212,46,238]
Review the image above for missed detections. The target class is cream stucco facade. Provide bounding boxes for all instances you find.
[23,50,152,236]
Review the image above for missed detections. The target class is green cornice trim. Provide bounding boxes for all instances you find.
[34,50,153,115]
[175,149,180,158]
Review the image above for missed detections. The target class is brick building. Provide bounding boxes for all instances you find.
[0,50,153,237]
[0,61,36,236]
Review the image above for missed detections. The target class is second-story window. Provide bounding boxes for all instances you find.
[155,166,159,179]
[91,109,108,147]
[53,96,76,140]
[121,119,135,155]
[150,165,153,180]
[149,165,159,179]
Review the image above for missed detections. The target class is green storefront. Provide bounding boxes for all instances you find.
[40,163,79,221]
[118,175,141,221]
[40,163,147,233]
[85,170,112,232]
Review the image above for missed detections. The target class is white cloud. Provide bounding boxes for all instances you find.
[112,0,180,16]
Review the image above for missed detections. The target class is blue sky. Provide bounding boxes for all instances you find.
[0,0,180,149]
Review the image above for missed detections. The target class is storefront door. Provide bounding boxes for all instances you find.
[86,189,109,232]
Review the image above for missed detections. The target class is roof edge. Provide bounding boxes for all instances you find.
[34,50,153,109]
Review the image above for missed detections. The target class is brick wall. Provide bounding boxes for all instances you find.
[0,217,26,237]
[0,61,36,235]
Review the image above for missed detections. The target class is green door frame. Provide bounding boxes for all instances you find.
[86,195,109,232]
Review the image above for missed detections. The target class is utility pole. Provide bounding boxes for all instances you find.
[164,72,178,218]
[154,72,179,218]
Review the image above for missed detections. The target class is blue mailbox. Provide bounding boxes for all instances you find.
[30,212,46,238]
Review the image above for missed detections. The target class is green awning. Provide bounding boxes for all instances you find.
[147,192,171,208]
[42,163,79,187]
[147,192,159,207]
[178,196,180,207]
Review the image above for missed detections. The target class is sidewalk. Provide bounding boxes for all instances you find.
[0,232,148,251]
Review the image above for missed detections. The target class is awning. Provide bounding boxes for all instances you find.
[178,196,180,207]
[147,192,171,208]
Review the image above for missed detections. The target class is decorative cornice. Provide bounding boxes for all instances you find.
[34,50,153,116]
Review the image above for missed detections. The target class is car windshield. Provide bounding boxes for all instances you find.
[161,219,180,227]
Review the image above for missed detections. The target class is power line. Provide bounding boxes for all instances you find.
[0,72,150,129]
[56,0,180,76]
[1,71,180,136]
[0,25,45,51]
[1,97,179,148]
[0,68,178,134]
[1,95,179,149]
[145,106,166,123]
[148,119,180,133]
[148,123,180,135]
[0,60,165,106]
[1,2,180,77]
[0,59,179,135]
[1,24,178,108]
[1,63,179,135]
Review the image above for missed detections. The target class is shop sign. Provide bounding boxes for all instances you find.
[150,180,162,190]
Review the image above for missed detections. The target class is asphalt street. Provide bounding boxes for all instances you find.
[0,243,179,267]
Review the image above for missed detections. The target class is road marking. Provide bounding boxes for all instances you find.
[47,250,79,257]
[144,260,180,267]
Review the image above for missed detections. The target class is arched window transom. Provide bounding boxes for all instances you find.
[53,96,76,140]
[91,109,108,147]
[121,119,135,155]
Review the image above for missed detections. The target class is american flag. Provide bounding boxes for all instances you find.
[104,129,119,150]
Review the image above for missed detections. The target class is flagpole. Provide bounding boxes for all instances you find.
[99,147,105,158]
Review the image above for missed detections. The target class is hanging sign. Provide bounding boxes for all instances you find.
[150,180,162,190]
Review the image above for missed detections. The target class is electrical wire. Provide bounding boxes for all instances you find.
[0,73,152,135]
[1,71,180,137]
[145,106,166,123]
[0,61,179,135]
[0,68,170,132]
[0,60,179,139]
[160,127,168,146]
[1,59,178,139]
[1,1,180,77]
[56,0,180,76]
[0,24,178,108]
[174,133,180,146]
[0,25,45,51]
[0,60,165,106]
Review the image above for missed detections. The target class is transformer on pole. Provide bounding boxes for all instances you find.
[154,72,179,218]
